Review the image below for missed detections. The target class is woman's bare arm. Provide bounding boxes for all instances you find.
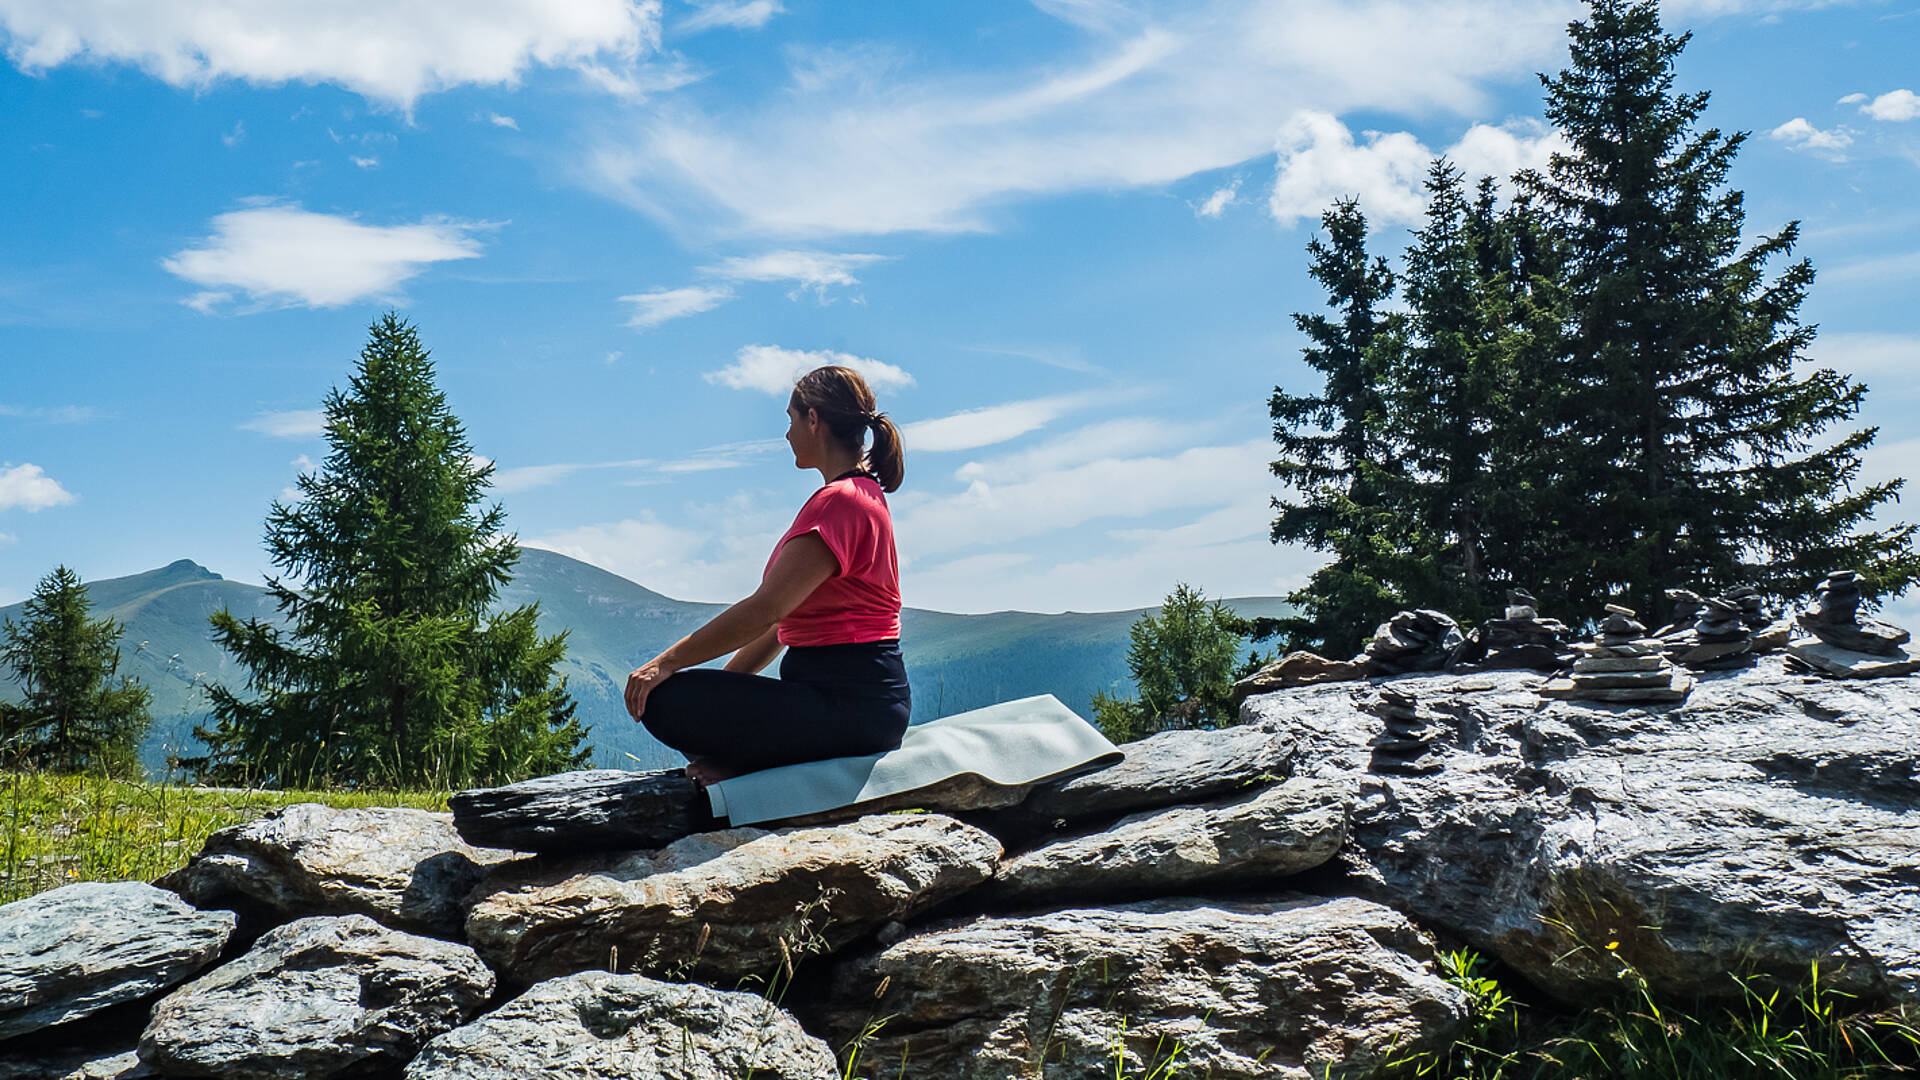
[625,533,837,719]
[725,625,783,675]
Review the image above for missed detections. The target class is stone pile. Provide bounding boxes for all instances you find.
[1465,588,1572,671]
[1541,605,1693,703]
[1366,688,1444,776]
[1788,571,1918,678]
[1675,596,1755,670]
[1364,609,1465,675]
[1654,588,1707,637]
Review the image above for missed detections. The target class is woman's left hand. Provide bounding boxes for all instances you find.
[625,656,675,721]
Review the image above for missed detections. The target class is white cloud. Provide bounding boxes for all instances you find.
[0,403,101,423]
[583,0,1576,236]
[901,396,1088,453]
[221,120,244,147]
[678,0,781,33]
[1826,249,1920,285]
[0,462,77,512]
[619,284,734,329]
[701,250,891,299]
[1269,111,1568,227]
[0,531,14,546]
[524,491,790,600]
[163,203,485,311]
[0,0,665,109]
[351,155,379,169]
[1862,89,1920,122]
[706,344,914,395]
[1769,117,1853,157]
[952,417,1185,481]
[488,112,520,129]
[1195,178,1239,218]
[240,409,325,438]
[1837,92,1868,106]
[1813,333,1920,391]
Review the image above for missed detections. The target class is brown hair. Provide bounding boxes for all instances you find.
[789,365,905,492]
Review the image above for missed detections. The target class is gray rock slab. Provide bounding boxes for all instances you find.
[404,971,837,1080]
[1231,651,1366,706]
[1540,672,1692,702]
[817,895,1467,1080]
[465,813,1001,985]
[1242,660,1920,1006]
[989,777,1350,904]
[0,1049,151,1080]
[990,724,1295,838]
[137,914,494,1080]
[449,769,710,853]
[1572,656,1667,673]
[0,882,233,1040]
[157,803,515,937]
[1787,638,1920,679]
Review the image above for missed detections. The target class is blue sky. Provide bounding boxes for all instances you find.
[2,0,1917,625]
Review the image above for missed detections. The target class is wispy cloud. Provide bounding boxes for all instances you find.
[619,284,734,329]
[487,112,520,130]
[678,0,782,33]
[0,463,77,512]
[0,0,665,109]
[351,155,379,169]
[701,250,891,299]
[164,203,486,312]
[706,344,914,395]
[902,395,1093,453]
[1812,332,1920,392]
[1769,117,1853,158]
[0,403,101,424]
[221,120,245,147]
[1194,178,1240,218]
[240,409,326,438]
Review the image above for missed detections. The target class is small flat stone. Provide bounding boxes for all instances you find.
[1571,656,1667,673]
[1681,640,1754,665]
[1541,673,1693,703]
[1570,670,1675,689]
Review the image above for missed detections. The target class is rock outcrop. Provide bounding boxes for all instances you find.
[0,881,234,1040]
[448,769,711,853]
[138,914,494,1080]
[404,971,838,1080]
[465,813,1002,985]
[158,803,514,937]
[1246,657,1920,1005]
[817,896,1469,1080]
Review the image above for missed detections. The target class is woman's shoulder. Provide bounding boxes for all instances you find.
[806,476,888,515]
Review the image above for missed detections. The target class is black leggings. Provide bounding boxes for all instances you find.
[640,641,911,773]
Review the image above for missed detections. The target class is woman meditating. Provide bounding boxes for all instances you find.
[623,365,910,788]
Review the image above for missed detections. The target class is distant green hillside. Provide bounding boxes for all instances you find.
[2,550,1291,775]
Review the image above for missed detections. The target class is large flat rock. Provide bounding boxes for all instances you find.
[0,882,233,1040]
[157,803,514,937]
[466,813,1001,985]
[137,914,494,1080]
[1243,659,1920,1005]
[404,971,837,1080]
[816,895,1467,1080]
[449,769,711,853]
[989,776,1350,905]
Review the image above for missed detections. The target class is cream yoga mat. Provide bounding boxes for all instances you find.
[705,693,1122,826]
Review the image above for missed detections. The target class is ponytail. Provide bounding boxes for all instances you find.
[867,412,905,493]
[791,365,909,493]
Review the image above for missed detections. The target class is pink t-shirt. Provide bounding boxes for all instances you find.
[766,475,902,647]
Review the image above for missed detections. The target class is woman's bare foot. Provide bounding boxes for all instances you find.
[684,758,745,788]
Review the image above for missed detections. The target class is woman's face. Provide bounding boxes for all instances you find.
[785,403,817,468]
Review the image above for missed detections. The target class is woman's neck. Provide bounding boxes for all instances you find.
[815,445,863,485]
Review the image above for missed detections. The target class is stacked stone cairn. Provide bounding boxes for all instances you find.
[1654,589,1707,639]
[1787,570,1918,678]
[1365,688,1444,776]
[1676,597,1756,671]
[1541,604,1693,703]
[1363,609,1465,676]
[1466,588,1572,671]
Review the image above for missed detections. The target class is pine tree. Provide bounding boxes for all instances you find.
[1521,0,1916,615]
[194,314,586,789]
[1,565,152,775]
[1092,583,1248,741]
[1269,199,1417,656]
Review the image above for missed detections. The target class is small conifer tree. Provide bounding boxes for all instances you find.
[194,314,586,788]
[1,565,152,775]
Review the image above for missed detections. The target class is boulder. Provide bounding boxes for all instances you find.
[989,777,1350,904]
[157,803,514,937]
[404,971,837,1080]
[987,725,1294,839]
[817,895,1468,1080]
[1243,659,1920,1005]
[466,813,1001,985]
[1230,651,1366,705]
[449,769,711,853]
[137,914,494,1080]
[0,881,233,1040]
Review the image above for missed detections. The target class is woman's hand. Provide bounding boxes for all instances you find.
[625,655,676,721]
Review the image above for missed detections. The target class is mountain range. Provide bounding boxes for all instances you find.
[0,549,1291,775]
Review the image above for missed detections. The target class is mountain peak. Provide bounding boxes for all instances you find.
[159,559,222,582]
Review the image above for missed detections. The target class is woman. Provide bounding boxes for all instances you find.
[623,365,910,788]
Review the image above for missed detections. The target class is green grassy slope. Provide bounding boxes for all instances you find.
[2,550,1292,774]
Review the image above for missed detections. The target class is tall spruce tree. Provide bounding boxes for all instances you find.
[1522,0,1916,615]
[1,565,152,775]
[195,314,586,789]
[1269,199,1417,656]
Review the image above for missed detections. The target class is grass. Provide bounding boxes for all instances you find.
[0,768,445,905]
